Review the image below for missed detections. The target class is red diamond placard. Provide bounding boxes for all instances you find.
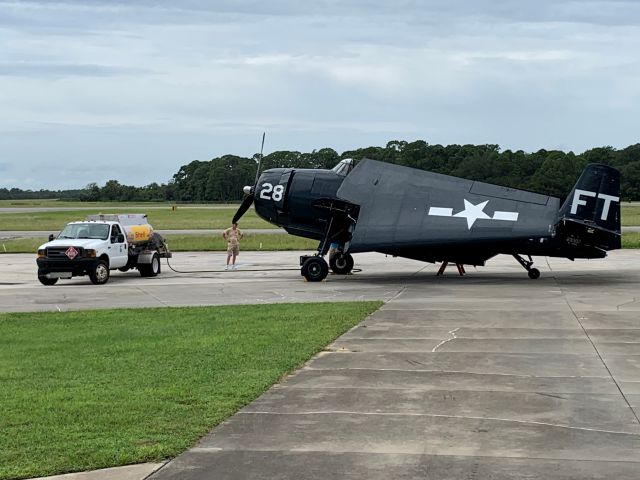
[65,246,78,260]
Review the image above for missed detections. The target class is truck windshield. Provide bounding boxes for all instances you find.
[58,223,110,240]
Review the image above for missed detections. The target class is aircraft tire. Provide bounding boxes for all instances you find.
[302,256,329,282]
[528,268,541,280]
[329,253,354,275]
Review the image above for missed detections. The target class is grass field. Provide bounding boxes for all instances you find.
[0,302,381,480]
[622,232,640,248]
[1,232,638,254]
[1,204,639,231]
[622,205,640,226]
[0,232,640,255]
[0,233,318,253]
[0,207,270,230]
[0,200,236,208]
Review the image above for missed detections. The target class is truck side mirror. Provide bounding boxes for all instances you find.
[117,234,125,243]
[48,234,55,242]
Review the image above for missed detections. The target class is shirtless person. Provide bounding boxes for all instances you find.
[223,222,243,270]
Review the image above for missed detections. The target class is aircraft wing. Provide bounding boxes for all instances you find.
[336,159,560,253]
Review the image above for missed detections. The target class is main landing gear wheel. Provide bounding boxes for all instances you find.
[302,256,329,282]
[528,268,541,280]
[329,252,354,275]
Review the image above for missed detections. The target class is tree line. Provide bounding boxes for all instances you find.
[3,141,640,202]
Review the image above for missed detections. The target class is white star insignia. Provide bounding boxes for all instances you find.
[428,199,519,229]
[453,199,491,229]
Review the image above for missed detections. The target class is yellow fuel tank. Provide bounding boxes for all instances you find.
[124,225,154,244]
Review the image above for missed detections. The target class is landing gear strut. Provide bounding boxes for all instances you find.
[513,254,540,279]
[300,202,358,282]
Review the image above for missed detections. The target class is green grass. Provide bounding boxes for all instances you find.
[0,207,270,231]
[0,302,382,480]
[621,205,640,226]
[0,200,237,208]
[2,232,639,255]
[164,233,318,252]
[0,234,318,254]
[622,232,640,248]
[0,237,45,253]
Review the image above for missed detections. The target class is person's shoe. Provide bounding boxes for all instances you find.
[232,265,237,270]
[224,265,229,270]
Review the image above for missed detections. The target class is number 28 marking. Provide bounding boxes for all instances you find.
[260,183,284,201]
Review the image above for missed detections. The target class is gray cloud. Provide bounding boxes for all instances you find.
[0,62,150,77]
[0,0,639,189]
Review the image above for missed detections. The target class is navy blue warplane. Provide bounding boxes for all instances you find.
[233,158,621,282]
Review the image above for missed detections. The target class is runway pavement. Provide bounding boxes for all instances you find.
[3,250,640,479]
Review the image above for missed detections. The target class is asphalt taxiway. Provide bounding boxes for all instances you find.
[3,250,640,479]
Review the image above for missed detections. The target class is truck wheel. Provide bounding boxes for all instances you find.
[38,275,58,286]
[139,253,160,277]
[302,256,329,282]
[89,260,110,285]
[329,253,354,275]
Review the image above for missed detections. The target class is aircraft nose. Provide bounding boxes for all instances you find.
[243,185,253,195]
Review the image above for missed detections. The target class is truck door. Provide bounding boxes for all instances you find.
[109,224,128,268]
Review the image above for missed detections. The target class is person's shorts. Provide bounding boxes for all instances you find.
[227,244,239,256]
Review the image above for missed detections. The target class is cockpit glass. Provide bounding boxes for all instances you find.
[332,159,354,176]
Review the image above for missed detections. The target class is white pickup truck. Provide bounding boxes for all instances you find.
[36,214,171,285]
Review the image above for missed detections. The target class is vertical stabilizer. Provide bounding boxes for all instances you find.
[557,163,621,250]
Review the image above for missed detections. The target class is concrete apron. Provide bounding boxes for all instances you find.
[148,254,640,480]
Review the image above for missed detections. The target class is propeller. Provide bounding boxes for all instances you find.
[232,132,265,224]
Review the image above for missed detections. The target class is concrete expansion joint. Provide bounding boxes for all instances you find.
[560,294,640,427]
[306,367,611,379]
[237,410,640,435]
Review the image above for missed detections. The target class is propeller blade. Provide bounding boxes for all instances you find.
[232,193,254,224]
[254,131,266,185]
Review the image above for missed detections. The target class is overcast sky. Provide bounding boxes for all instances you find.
[1,0,639,189]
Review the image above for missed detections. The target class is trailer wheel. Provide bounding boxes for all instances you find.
[89,260,110,285]
[38,275,58,286]
[139,253,160,277]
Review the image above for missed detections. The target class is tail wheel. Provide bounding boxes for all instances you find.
[302,256,329,282]
[528,268,541,280]
[329,253,354,275]
[89,260,110,285]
